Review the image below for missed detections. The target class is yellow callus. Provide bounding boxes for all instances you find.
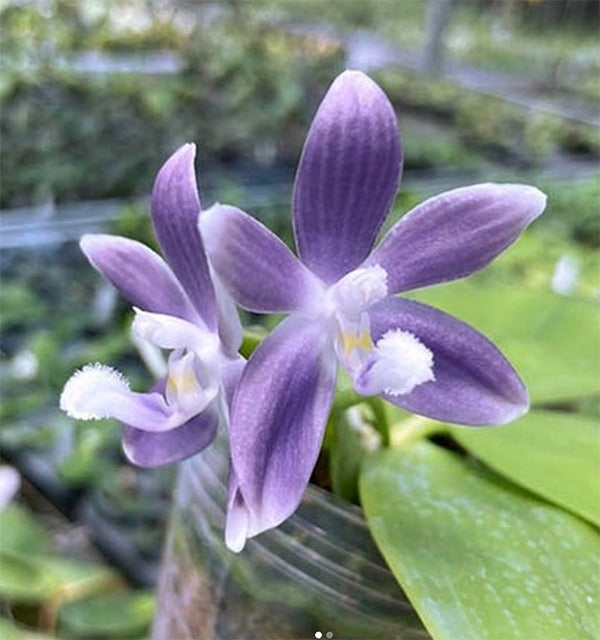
[167,367,200,397]
[341,330,374,356]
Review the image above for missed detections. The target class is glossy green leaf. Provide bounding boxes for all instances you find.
[451,410,600,526]
[410,281,600,403]
[57,591,155,639]
[360,441,600,640]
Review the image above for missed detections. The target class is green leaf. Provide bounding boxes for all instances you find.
[0,547,120,606]
[57,591,155,639]
[0,617,56,640]
[410,282,600,403]
[0,505,55,555]
[451,410,600,526]
[0,552,57,603]
[58,427,111,485]
[360,441,600,640]
[37,556,121,599]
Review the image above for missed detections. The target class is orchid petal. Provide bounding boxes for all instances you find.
[365,297,528,425]
[368,184,546,293]
[229,316,337,540]
[132,308,217,352]
[80,234,198,323]
[212,268,243,357]
[201,204,322,313]
[225,469,250,553]
[60,363,175,431]
[293,70,401,284]
[151,144,217,329]
[122,404,219,468]
[221,356,246,408]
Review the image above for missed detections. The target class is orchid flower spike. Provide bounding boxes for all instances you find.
[200,70,547,551]
[60,145,244,468]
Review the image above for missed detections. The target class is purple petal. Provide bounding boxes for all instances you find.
[365,297,528,425]
[201,204,322,313]
[122,408,218,468]
[225,468,250,552]
[212,269,243,357]
[368,184,546,293]
[229,315,337,539]
[121,379,219,468]
[80,234,199,323]
[293,70,402,284]
[221,356,245,408]
[151,144,217,329]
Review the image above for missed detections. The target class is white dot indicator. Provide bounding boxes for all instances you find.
[315,633,322,639]
[326,633,334,639]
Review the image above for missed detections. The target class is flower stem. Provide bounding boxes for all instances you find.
[331,390,389,444]
[389,415,449,449]
[364,397,389,445]
[331,388,365,414]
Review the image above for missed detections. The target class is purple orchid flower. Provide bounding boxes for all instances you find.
[60,145,244,468]
[199,70,547,551]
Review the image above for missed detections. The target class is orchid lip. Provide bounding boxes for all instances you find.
[354,329,435,397]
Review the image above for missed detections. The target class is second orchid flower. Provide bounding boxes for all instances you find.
[61,145,244,468]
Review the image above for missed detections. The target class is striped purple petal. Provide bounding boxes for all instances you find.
[365,296,528,425]
[229,315,337,540]
[80,234,199,323]
[151,144,217,330]
[201,204,322,313]
[293,70,402,284]
[367,184,546,294]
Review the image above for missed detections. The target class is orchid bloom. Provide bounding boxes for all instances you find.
[60,145,244,468]
[200,70,547,551]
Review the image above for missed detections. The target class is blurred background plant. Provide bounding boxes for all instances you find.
[0,0,598,638]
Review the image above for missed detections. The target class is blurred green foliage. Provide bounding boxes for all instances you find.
[0,505,154,640]
[376,67,599,165]
[0,1,343,207]
[540,175,600,247]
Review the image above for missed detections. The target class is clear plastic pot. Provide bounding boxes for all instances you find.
[152,433,431,640]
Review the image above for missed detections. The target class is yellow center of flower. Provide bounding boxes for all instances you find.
[167,366,201,398]
[341,329,374,356]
